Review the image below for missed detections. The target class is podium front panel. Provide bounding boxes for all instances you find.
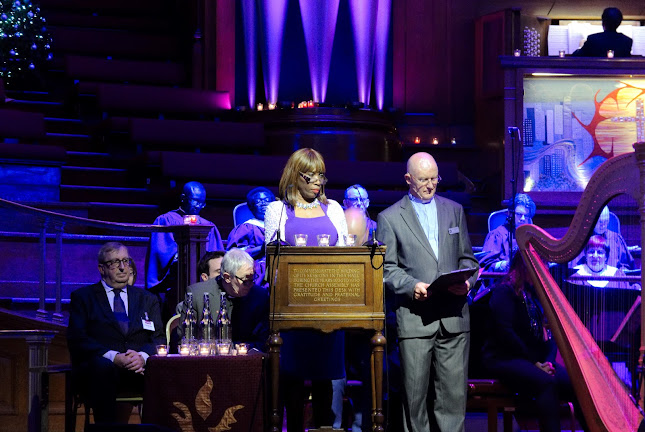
[266,245,385,332]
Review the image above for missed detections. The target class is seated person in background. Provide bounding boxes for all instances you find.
[480,193,536,272]
[197,250,224,281]
[568,235,639,343]
[67,242,165,424]
[344,184,377,243]
[146,181,224,319]
[127,259,137,287]
[484,253,584,432]
[572,7,632,57]
[571,206,635,270]
[227,187,275,287]
[176,248,269,351]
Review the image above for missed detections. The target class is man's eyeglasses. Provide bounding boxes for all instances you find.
[189,199,206,209]
[234,274,255,285]
[299,172,328,185]
[101,258,132,270]
[409,173,441,186]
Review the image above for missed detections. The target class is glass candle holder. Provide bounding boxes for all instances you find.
[156,344,168,356]
[513,49,521,57]
[317,234,330,246]
[179,343,191,356]
[344,234,357,246]
[294,234,308,246]
[607,50,614,58]
[558,50,565,58]
[183,215,197,224]
[236,343,249,355]
[217,342,231,355]
[199,342,211,356]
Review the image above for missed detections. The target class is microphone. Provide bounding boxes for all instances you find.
[507,126,522,142]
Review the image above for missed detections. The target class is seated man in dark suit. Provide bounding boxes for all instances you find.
[176,248,270,351]
[572,7,632,57]
[67,242,165,424]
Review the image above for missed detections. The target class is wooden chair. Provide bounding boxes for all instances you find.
[165,313,181,346]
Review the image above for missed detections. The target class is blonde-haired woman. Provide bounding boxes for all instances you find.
[265,148,347,431]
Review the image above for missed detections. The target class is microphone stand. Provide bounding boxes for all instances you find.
[507,127,521,266]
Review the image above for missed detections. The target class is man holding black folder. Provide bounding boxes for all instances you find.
[377,152,479,432]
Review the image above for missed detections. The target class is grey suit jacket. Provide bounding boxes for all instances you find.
[377,194,479,338]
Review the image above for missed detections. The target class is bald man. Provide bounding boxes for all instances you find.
[377,152,478,432]
[146,181,224,319]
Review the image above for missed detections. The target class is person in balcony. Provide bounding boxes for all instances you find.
[343,184,377,243]
[227,187,275,288]
[572,8,632,57]
[480,193,536,272]
[145,181,224,321]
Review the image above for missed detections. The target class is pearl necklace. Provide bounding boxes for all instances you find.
[295,199,320,210]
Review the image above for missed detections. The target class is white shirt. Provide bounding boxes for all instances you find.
[409,193,439,261]
[100,280,148,364]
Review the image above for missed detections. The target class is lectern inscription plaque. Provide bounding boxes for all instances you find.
[288,264,364,305]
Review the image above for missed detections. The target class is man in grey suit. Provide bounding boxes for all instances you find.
[176,248,270,350]
[377,152,479,432]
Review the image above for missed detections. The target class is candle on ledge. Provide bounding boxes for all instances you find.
[294,234,308,247]
[183,215,197,225]
[217,343,230,355]
[414,136,420,144]
[450,138,457,145]
[268,102,276,110]
[199,342,211,356]
[237,343,249,355]
[432,137,439,145]
[317,234,330,247]
[558,50,565,58]
[607,50,614,59]
[179,344,190,356]
[257,103,264,111]
[156,345,168,356]
[513,49,521,57]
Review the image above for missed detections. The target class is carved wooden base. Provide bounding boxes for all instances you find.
[268,330,386,432]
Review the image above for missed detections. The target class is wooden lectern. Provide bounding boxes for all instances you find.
[266,245,386,432]
[174,224,213,304]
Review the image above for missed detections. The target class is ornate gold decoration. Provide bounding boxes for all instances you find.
[208,405,244,432]
[196,374,214,420]
[172,374,245,432]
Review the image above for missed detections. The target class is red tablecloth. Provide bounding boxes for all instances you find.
[143,353,266,432]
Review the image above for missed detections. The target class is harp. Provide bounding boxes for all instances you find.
[516,142,645,431]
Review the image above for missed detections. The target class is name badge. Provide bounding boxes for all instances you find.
[448,227,460,235]
[142,312,155,331]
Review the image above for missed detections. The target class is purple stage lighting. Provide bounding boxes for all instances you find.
[374,0,390,110]
[241,0,256,108]
[349,0,378,105]
[299,0,340,103]
[258,0,289,105]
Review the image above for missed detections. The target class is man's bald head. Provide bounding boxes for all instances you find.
[180,181,207,215]
[405,152,440,202]
[345,207,368,245]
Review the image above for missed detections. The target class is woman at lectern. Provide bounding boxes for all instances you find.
[264,148,348,431]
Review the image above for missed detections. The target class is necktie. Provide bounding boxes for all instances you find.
[113,288,129,334]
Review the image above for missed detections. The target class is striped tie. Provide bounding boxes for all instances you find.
[113,288,129,334]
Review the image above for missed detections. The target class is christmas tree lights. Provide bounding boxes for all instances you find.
[0,0,53,87]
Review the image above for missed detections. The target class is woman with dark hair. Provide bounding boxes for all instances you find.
[483,253,581,432]
[264,148,348,431]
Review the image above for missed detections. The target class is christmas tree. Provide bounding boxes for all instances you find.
[0,0,52,88]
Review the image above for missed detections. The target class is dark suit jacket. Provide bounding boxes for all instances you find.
[67,282,165,363]
[572,31,633,57]
[176,277,270,351]
[377,194,479,338]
